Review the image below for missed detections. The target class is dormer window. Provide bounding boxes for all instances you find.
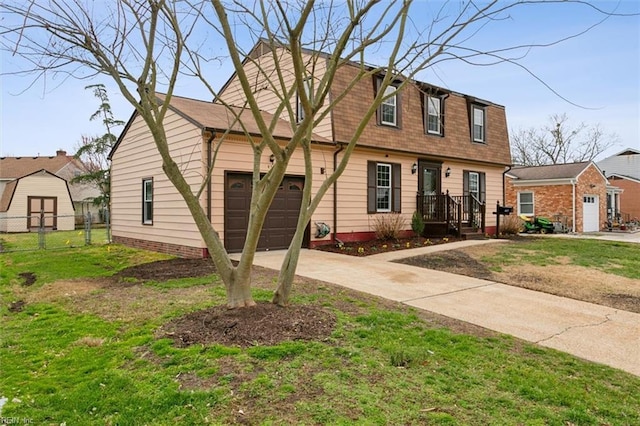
[472,105,486,143]
[426,96,442,135]
[380,86,397,126]
[375,76,401,128]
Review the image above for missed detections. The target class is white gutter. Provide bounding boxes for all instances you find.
[571,178,576,233]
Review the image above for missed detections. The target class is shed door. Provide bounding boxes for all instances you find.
[224,173,307,253]
[582,195,599,232]
[27,196,57,230]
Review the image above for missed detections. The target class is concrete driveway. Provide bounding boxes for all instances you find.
[241,239,640,376]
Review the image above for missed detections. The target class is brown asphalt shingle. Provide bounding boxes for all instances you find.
[508,162,591,180]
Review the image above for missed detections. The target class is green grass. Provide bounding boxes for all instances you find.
[484,237,640,279]
[1,243,639,424]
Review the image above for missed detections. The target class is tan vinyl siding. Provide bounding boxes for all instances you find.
[110,110,206,249]
[332,152,505,235]
[4,174,75,231]
[218,47,333,140]
[334,149,417,234]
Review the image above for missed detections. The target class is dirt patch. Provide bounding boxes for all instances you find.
[113,258,217,282]
[159,302,336,348]
[8,300,26,313]
[19,272,36,286]
[396,242,640,313]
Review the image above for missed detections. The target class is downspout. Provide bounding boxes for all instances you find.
[204,129,216,222]
[333,144,344,243]
[571,178,576,233]
[502,165,512,205]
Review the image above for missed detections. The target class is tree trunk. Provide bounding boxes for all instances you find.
[272,224,306,306]
[226,265,256,308]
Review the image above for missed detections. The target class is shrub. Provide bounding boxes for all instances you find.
[500,214,523,235]
[373,213,407,240]
[411,210,425,236]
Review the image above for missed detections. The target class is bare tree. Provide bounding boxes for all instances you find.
[1,1,630,308]
[510,113,619,166]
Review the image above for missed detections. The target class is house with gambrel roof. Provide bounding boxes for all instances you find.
[109,41,512,257]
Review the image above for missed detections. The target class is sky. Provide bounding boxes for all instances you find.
[1,1,639,161]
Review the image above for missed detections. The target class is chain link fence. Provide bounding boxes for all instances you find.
[0,210,111,253]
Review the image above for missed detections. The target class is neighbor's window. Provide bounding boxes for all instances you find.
[472,105,486,143]
[518,192,534,216]
[296,78,312,122]
[426,96,442,135]
[142,178,153,224]
[380,85,397,126]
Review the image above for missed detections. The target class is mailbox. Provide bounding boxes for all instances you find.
[497,206,513,215]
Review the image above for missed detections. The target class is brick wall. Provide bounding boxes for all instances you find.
[609,177,640,220]
[113,235,208,259]
[506,178,575,230]
[575,164,607,231]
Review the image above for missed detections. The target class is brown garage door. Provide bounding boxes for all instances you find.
[224,173,307,253]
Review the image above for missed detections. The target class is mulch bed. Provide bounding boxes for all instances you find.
[315,236,463,256]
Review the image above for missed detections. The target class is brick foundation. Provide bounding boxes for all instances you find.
[113,235,208,258]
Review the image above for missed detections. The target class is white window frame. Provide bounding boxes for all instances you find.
[143,178,153,224]
[376,163,392,212]
[468,171,480,200]
[426,95,442,135]
[380,86,397,126]
[518,191,534,216]
[472,105,486,143]
[296,78,312,123]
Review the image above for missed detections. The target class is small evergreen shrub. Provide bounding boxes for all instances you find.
[411,210,425,236]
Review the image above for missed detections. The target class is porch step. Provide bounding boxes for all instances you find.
[460,227,486,240]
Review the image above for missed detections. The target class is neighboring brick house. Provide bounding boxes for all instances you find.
[109,41,512,257]
[505,162,608,233]
[597,148,640,224]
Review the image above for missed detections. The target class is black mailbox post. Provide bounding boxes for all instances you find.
[493,201,514,238]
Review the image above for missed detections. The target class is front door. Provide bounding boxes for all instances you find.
[418,161,441,220]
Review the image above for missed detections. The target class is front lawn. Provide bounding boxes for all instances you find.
[398,237,640,313]
[1,244,639,424]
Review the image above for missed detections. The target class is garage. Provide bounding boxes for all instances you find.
[583,195,599,232]
[224,173,307,253]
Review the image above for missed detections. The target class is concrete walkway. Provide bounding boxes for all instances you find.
[242,239,640,376]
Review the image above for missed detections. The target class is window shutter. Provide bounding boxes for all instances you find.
[374,77,382,125]
[440,96,445,137]
[395,91,402,129]
[463,171,469,197]
[479,172,486,203]
[392,163,401,212]
[367,161,376,213]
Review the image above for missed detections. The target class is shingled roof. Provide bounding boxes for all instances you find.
[507,162,592,181]
[0,150,83,179]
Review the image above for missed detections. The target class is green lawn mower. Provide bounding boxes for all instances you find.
[519,215,555,234]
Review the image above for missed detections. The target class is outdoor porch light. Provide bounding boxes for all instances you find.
[445,167,451,178]
[269,154,275,164]
[411,163,417,174]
